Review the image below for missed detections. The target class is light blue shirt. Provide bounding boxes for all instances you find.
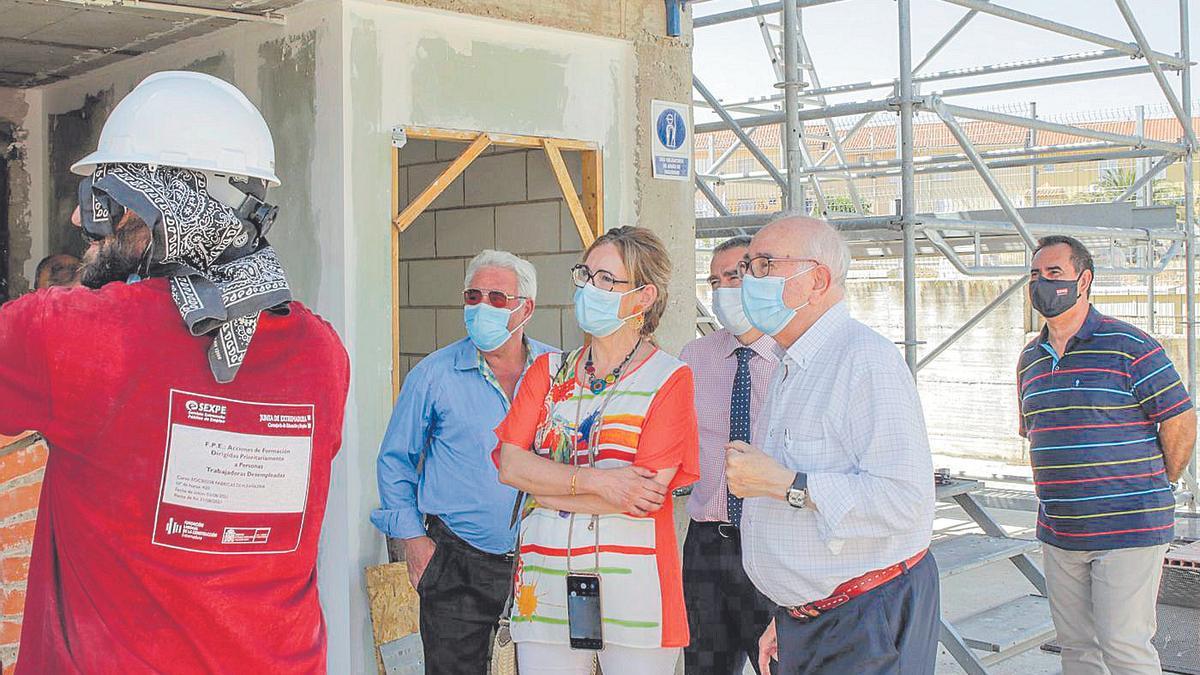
[371,337,556,554]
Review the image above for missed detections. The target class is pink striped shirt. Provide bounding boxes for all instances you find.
[679,329,780,522]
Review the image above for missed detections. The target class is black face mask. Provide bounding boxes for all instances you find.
[1030,277,1082,318]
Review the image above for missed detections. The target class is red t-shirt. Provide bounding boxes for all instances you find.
[0,279,349,674]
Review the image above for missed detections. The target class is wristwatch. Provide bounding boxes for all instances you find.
[786,472,808,509]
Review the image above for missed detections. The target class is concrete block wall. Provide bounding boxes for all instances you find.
[396,139,586,384]
[0,433,47,675]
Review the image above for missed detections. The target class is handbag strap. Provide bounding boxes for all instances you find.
[501,353,566,622]
[499,490,524,622]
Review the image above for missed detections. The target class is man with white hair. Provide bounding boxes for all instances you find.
[372,249,554,674]
[725,216,939,674]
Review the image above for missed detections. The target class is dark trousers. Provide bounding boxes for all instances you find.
[683,521,775,675]
[418,516,512,675]
[774,553,940,675]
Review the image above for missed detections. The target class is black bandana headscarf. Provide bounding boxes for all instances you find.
[79,163,292,383]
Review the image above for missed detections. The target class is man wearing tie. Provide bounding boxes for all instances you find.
[679,236,780,674]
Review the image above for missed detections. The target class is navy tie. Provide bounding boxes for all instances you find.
[728,347,753,526]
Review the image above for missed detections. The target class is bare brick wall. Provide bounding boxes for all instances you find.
[396,139,586,384]
[0,433,47,674]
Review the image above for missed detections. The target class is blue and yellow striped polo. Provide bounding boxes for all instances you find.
[1018,306,1192,551]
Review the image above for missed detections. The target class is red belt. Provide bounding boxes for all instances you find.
[785,549,928,622]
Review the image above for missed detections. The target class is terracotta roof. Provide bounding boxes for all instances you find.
[695,116,1200,157]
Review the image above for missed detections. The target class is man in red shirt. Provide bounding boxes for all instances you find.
[0,71,349,673]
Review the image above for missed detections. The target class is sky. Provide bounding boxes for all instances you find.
[692,0,1200,123]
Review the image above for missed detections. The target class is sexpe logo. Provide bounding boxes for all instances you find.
[185,399,228,424]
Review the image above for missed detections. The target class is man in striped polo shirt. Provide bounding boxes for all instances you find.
[1018,235,1196,674]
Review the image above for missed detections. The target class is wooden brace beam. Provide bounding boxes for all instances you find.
[581,150,604,240]
[406,126,596,152]
[391,148,402,400]
[543,139,595,247]
[393,134,491,232]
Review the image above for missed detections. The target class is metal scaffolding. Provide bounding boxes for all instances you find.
[692,0,1195,434]
[692,1,1197,671]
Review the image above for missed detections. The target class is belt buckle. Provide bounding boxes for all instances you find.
[787,604,821,622]
[717,523,738,539]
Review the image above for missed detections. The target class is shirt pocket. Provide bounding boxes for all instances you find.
[784,392,831,441]
[776,415,845,472]
[1068,366,1137,405]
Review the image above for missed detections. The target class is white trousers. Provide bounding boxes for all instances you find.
[516,642,681,675]
[1042,542,1168,675]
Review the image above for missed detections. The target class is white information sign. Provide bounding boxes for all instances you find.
[651,99,691,181]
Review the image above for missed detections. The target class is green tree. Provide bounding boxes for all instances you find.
[1084,167,1180,207]
[1087,168,1137,202]
[826,195,871,215]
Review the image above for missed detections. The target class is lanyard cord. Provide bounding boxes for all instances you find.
[566,339,642,573]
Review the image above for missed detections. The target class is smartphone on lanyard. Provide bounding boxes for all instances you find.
[566,572,603,650]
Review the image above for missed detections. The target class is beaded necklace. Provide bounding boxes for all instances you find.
[582,339,641,394]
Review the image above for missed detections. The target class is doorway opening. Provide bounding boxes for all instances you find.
[388,126,604,399]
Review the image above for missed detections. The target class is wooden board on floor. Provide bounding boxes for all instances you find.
[366,562,420,674]
[1167,540,1200,568]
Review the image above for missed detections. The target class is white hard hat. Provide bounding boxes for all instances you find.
[71,71,280,186]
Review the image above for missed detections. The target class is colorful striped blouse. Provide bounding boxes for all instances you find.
[493,348,700,649]
[1018,307,1192,551]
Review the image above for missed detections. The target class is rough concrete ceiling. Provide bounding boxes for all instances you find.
[0,0,303,88]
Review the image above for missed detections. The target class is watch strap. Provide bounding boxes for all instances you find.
[791,472,808,492]
[786,472,808,508]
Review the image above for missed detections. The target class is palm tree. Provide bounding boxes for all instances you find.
[1087,167,1180,204]
[1094,168,1137,201]
[826,195,871,215]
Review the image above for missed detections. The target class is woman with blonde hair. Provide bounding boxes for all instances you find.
[493,226,699,674]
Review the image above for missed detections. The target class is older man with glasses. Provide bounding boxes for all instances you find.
[725,216,939,675]
[372,249,556,675]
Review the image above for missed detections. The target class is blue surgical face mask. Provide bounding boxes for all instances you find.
[740,265,816,336]
[574,283,643,338]
[464,301,528,352]
[711,286,754,337]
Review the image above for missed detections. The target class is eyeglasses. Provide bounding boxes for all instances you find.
[463,288,524,309]
[572,264,631,292]
[737,256,820,279]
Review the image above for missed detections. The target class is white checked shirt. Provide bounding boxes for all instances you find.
[741,301,935,607]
